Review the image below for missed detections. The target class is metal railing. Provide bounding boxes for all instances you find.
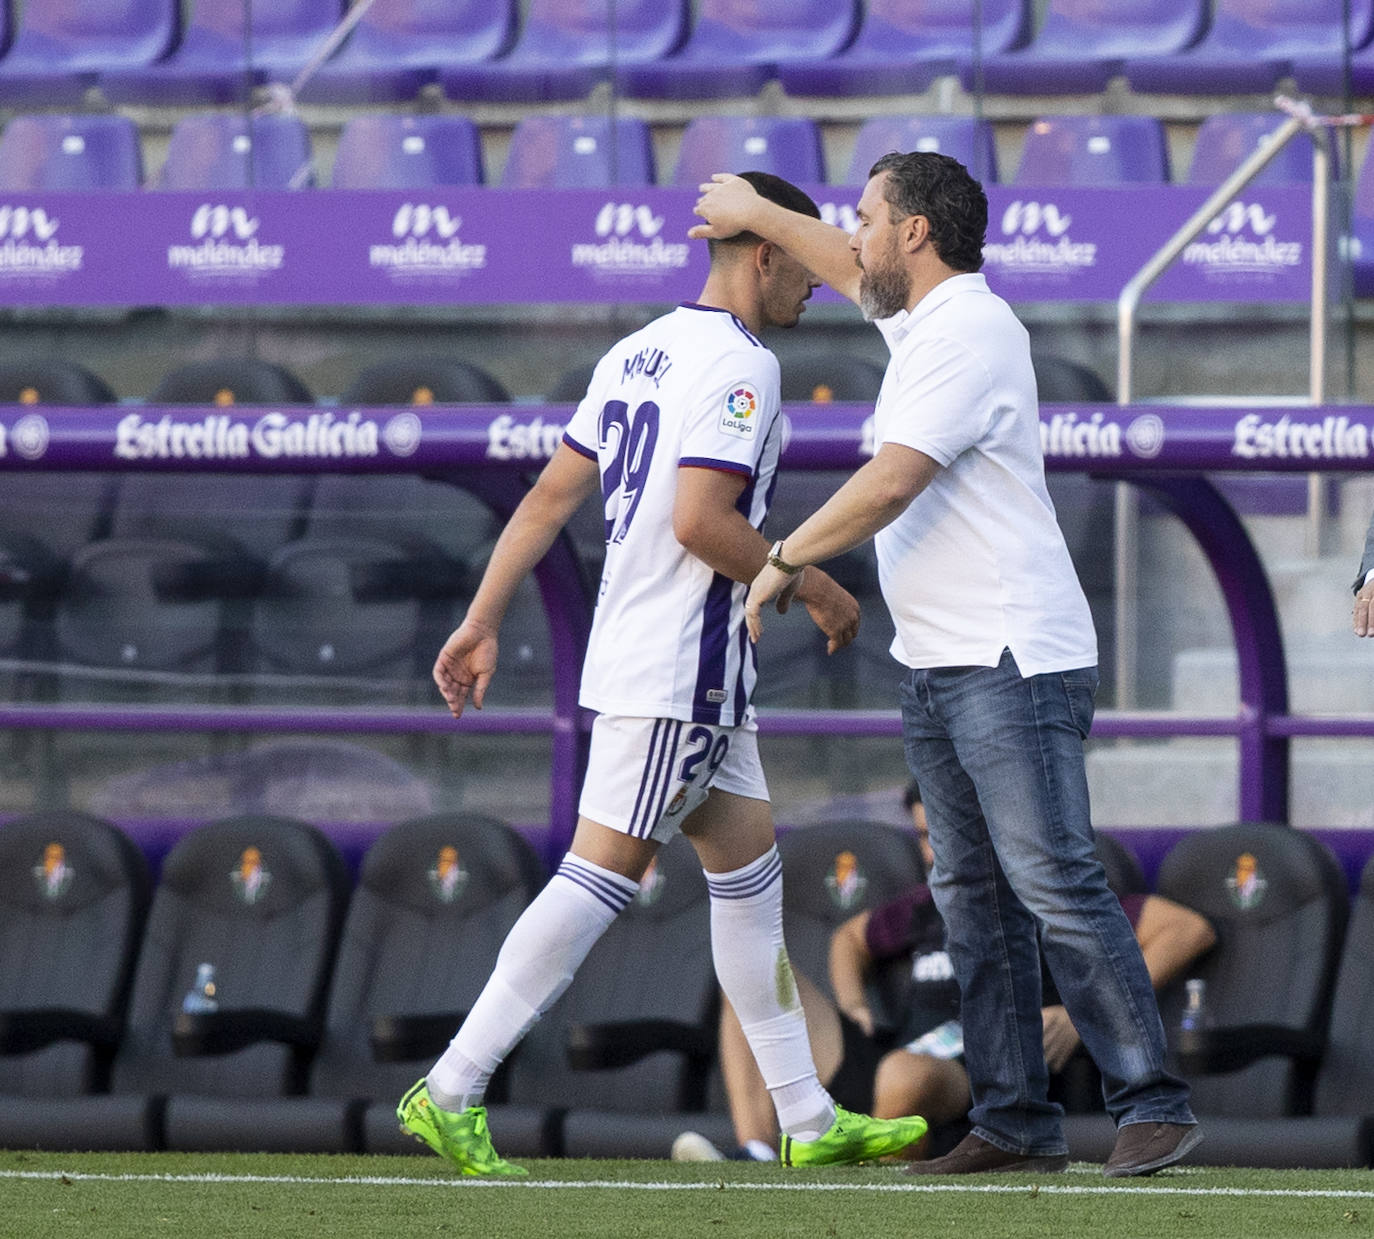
[1114,98,1338,707]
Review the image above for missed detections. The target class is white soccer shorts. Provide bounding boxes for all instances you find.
[578,713,769,843]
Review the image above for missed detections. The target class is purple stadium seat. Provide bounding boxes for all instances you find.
[154,114,315,190]
[672,116,825,188]
[502,116,655,189]
[777,0,1031,99]
[296,0,516,103]
[1125,0,1374,95]
[1013,115,1170,186]
[1291,2,1374,94]
[0,0,177,105]
[443,0,688,104]
[102,0,342,105]
[971,0,1208,95]
[616,0,860,101]
[844,116,999,185]
[0,114,143,190]
[1186,112,1327,185]
[329,115,484,188]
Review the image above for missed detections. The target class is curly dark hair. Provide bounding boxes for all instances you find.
[867,151,987,273]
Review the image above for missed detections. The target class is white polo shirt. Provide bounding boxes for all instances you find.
[871,272,1097,675]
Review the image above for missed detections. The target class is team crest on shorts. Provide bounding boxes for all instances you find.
[666,786,690,817]
[719,384,759,438]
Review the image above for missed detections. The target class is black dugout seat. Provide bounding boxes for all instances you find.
[0,811,149,1145]
[1064,823,1348,1165]
[12,815,348,1151]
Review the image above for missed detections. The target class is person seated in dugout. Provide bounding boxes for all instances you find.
[675,781,1218,1163]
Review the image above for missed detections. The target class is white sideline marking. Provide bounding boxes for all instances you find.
[3,1170,1374,1199]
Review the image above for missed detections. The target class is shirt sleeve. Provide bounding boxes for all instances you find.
[678,347,780,478]
[878,334,995,467]
[564,351,622,461]
[562,384,601,461]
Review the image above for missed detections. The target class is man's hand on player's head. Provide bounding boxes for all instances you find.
[688,173,764,241]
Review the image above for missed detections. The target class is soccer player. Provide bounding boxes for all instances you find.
[397,171,929,1176]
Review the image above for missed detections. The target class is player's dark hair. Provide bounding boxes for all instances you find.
[903,779,923,812]
[867,151,987,273]
[707,170,820,256]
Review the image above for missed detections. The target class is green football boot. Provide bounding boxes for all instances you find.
[396,1079,527,1178]
[780,1104,929,1168]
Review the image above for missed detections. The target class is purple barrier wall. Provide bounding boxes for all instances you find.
[0,185,1314,305]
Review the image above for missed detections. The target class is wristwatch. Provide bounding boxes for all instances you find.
[767,539,802,575]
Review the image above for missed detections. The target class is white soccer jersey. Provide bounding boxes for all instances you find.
[563,303,784,726]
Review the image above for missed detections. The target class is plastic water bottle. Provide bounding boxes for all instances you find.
[1177,977,1206,1055]
[182,963,219,1015]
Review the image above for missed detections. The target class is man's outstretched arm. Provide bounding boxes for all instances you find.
[690,174,862,305]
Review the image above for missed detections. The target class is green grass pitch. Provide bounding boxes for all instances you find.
[4,1150,1374,1239]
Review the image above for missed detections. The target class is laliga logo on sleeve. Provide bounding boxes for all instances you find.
[719,384,758,438]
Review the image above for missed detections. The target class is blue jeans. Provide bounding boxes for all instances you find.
[899,649,1194,1156]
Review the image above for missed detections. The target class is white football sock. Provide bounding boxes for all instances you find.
[427,854,639,1111]
[705,845,835,1141]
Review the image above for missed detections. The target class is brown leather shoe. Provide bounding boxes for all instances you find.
[904,1133,1069,1176]
[1103,1122,1203,1177]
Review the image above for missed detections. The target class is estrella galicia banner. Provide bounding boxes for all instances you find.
[2,405,1372,474]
